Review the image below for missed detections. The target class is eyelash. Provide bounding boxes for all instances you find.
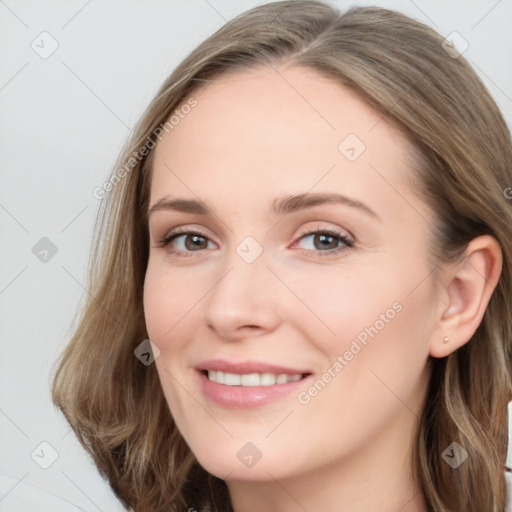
[157,226,354,258]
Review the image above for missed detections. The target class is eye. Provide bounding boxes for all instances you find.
[294,228,354,256]
[156,226,354,258]
[157,228,215,256]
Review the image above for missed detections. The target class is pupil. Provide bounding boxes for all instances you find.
[186,235,207,250]
[315,234,337,250]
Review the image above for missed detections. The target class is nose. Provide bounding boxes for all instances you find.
[202,245,282,341]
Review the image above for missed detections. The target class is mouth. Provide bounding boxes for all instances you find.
[200,369,310,386]
[195,360,313,408]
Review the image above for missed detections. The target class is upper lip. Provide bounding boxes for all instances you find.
[195,359,311,375]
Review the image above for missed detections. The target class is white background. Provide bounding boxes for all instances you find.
[1,0,512,509]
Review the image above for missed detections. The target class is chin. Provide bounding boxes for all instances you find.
[185,435,303,482]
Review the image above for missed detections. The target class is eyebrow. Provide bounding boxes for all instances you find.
[148,192,380,220]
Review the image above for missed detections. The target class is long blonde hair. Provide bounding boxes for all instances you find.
[52,2,512,510]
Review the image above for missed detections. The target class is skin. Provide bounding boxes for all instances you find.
[143,64,502,512]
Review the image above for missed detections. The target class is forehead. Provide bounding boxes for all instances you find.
[150,65,414,213]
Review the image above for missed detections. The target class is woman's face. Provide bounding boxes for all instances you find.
[144,65,440,483]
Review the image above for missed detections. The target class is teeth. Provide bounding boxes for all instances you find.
[241,373,261,386]
[276,374,287,384]
[261,373,276,386]
[224,372,241,386]
[206,371,303,386]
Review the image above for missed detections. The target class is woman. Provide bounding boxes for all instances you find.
[52,1,512,511]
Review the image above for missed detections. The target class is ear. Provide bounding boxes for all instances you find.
[429,235,503,358]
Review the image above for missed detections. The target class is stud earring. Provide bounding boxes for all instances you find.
[443,336,450,344]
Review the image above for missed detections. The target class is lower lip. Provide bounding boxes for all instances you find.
[197,371,312,408]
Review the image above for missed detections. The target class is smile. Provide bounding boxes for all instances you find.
[195,360,313,408]
[205,370,303,386]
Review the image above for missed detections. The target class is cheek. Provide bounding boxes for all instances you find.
[290,255,435,406]
[286,281,434,466]
[143,260,200,426]
[299,267,435,420]
[143,258,199,344]
[280,263,404,355]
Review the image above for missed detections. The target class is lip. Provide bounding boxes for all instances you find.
[195,359,311,375]
[195,359,313,408]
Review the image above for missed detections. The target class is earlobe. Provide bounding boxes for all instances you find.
[429,235,502,358]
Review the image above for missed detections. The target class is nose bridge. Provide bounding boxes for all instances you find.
[202,235,281,337]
